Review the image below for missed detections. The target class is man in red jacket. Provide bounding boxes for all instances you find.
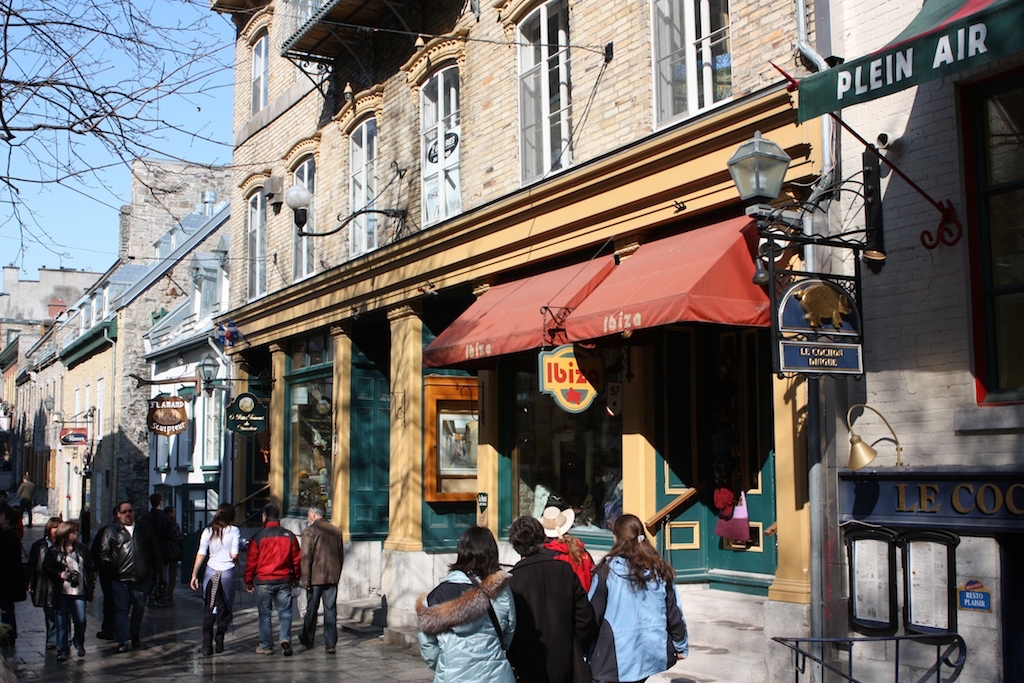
[245,503,301,656]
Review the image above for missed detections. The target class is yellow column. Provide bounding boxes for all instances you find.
[269,342,286,509]
[768,374,811,603]
[621,346,657,527]
[475,369,499,535]
[385,304,423,551]
[330,325,352,535]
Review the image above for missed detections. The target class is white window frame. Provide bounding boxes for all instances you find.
[421,66,462,225]
[247,191,267,299]
[292,156,316,280]
[202,391,224,470]
[653,0,732,126]
[194,263,220,320]
[349,118,378,256]
[519,0,572,183]
[251,32,269,115]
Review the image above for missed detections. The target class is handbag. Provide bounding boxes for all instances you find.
[468,574,521,682]
[714,491,750,543]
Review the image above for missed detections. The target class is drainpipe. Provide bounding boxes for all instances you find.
[103,327,116,528]
[796,0,833,676]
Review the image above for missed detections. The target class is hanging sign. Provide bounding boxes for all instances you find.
[777,279,864,375]
[147,397,189,436]
[227,393,268,434]
[59,427,90,445]
[538,344,603,414]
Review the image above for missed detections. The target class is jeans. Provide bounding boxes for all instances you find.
[98,570,115,635]
[43,604,57,648]
[255,583,293,648]
[55,595,86,655]
[302,584,338,647]
[110,578,152,645]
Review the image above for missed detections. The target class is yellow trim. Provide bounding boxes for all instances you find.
[667,521,700,551]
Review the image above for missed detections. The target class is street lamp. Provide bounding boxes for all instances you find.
[197,354,220,396]
[43,396,54,413]
[285,184,312,229]
[726,131,792,204]
[846,404,903,469]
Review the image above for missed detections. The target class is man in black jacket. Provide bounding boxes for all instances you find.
[97,500,161,652]
[143,493,175,608]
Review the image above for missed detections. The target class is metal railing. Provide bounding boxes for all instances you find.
[772,633,967,683]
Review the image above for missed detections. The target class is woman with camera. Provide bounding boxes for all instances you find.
[44,520,94,662]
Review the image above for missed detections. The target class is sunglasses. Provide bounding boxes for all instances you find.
[118,508,134,514]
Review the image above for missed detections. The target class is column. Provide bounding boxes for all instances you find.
[385,304,423,551]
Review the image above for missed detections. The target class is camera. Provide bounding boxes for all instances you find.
[66,570,80,588]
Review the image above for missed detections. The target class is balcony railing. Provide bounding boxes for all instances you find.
[279,0,401,62]
[772,633,967,683]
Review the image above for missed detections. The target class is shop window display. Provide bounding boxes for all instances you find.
[510,349,623,536]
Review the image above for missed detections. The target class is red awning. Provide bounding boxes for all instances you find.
[423,256,617,367]
[563,217,770,341]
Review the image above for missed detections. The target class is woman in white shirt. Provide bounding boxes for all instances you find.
[190,503,240,656]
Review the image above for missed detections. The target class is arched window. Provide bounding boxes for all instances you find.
[422,66,462,224]
[350,118,378,256]
[519,0,572,182]
[251,31,269,115]
[247,190,267,298]
[293,156,316,280]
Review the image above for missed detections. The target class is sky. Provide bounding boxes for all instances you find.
[1,2,237,281]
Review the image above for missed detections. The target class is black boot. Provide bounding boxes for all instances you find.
[215,631,224,653]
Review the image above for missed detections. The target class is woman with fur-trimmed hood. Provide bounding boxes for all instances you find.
[416,526,517,683]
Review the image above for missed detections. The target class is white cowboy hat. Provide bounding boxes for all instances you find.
[541,506,575,538]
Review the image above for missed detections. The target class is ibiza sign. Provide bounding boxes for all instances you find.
[538,344,604,414]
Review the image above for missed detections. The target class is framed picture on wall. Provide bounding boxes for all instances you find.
[438,410,478,475]
[425,375,480,502]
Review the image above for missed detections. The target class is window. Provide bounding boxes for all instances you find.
[247,191,267,299]
[293,157,316,280]
[519,0,572,182]
[251,32,269,115]
[286,333,334,516]
[653,0,732,126]
[350,118,378,256]
[202,391,224,470]
[967,74,1024,402]
[422,67,462,224]
[194,262,220,320]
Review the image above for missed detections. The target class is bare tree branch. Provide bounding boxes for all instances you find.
[0,0,234,270]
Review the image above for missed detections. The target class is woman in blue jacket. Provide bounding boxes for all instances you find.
[416,526,517,683]
[588,514,688,683]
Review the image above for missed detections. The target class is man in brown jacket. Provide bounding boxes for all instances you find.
[298,501,345,653]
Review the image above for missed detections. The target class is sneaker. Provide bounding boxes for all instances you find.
[96,631,115,641]
[46,644,58,651]
[201,646,214,656]
[56,653,68,663]
[254,645,274,655]
[117,643,131,653]
[325,646,336,654]
[215,632,225,653]
[298,634,313,649]
[281,641,293,657]
[77,646,86,657]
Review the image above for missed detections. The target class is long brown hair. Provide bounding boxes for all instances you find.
[596,514,675,586]
[55,520,80,551]
[209,503,235,541]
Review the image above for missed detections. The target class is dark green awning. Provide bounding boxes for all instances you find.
[798,0,1024,122]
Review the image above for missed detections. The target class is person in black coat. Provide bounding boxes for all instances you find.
[96,500,161,652]
[0,505,27,648]
[27,517,62,650]
[507,515,597,683]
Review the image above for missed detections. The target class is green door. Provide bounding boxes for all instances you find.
[349,349,390,539]
[657,328,777,593]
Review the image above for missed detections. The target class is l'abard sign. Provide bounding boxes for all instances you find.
[147,397,189,436]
